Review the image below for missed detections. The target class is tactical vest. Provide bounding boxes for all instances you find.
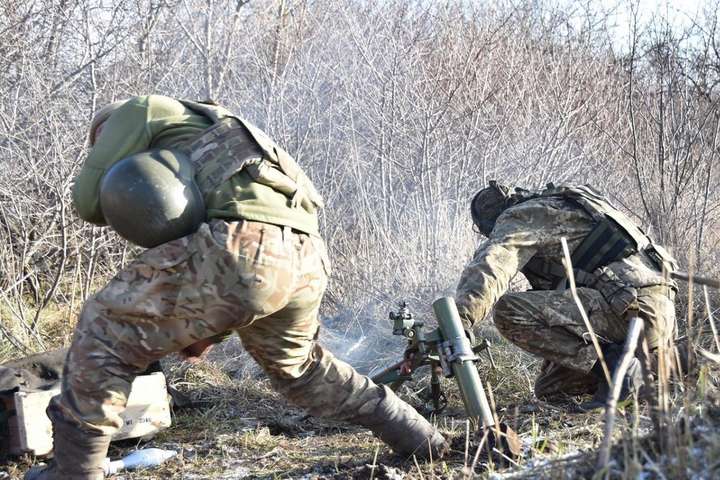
[518,184,677,288]
[178,100,324,213]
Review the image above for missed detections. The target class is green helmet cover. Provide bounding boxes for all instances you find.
[100,149,206,248]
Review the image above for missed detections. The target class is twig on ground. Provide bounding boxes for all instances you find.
[412,454,426,480]
[703,286,720,353]
[560,237,611,384]
[469,427,490,475]
[492,447,521,468]
[369,443,379,480]
[641,449,669,480]
[464,419,470,470]
[596,316,644,471]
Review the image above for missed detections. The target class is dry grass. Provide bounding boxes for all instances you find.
[3,297,720,479]
[2,339,720,479]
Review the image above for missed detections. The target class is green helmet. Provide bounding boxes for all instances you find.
[100,149,206,248]
[470,180,512,236]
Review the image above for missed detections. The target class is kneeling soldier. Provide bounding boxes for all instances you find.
[456,182,677,405]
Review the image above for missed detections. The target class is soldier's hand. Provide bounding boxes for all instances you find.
[179,338,215,364]
[400,352,415,375]
[400,344,420,375]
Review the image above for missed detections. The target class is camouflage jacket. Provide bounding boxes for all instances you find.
[455,195,675,328]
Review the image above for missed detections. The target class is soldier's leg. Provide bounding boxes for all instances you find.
[239,310,447,459]
[237,233,447,459]
[56,225,260,436]
[493,288,629,398]
[493,288,627,374]
[637,289,676,353]
[29,221,294,479]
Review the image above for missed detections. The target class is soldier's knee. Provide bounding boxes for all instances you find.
[250,342,321,389]
[493,293,524,333]
[67,304,152,382]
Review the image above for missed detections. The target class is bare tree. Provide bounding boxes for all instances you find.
[1,0,720,356]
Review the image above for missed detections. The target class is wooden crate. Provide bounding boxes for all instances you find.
[2,372,172,457]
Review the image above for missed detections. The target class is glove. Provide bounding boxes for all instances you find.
[400,344,420,375]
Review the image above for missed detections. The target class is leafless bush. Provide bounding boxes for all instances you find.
[0,0,719,359]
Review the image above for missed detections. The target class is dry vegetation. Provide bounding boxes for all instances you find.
[2,0,720,478]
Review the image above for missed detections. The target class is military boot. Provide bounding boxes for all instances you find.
[581,343,642,411]
[25,406,110,480]
[357,386,448,460]
[269,345,448,460]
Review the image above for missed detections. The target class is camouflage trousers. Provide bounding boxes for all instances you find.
[493,287,675,398]
[53,220,389,435]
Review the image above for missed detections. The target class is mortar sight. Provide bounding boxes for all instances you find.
[389,301,423,338]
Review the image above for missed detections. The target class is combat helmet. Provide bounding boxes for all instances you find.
[470,180,514,236]
[100,149,206,248]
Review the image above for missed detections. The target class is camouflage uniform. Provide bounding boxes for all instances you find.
[456,196,676,398]
[57,219,435,433]
[28,98,445,480]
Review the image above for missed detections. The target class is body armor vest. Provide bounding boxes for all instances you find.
[515,184,677,288]
[178,100,324,213]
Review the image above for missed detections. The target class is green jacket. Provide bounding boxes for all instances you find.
[73,95,320,236]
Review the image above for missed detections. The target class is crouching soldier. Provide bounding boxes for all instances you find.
[456,182,678,407]
[26,95,447,479]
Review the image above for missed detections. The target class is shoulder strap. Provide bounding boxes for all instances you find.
[179,100,295,170]
[539,184,648,249]
[178,100,291,167]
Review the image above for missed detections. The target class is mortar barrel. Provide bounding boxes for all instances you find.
[432,296,495,428]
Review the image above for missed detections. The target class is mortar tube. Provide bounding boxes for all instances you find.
[432,296,495,428]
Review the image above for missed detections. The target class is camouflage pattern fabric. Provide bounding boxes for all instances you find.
[456,195,676,395]
[494,287,673,397]
[186,118,265,199]
[493,288,626,373]
[52,219,360,435]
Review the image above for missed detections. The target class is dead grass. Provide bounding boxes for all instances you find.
[2,353,719,480]
[3,309,720,480]
[0,301,80,362]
